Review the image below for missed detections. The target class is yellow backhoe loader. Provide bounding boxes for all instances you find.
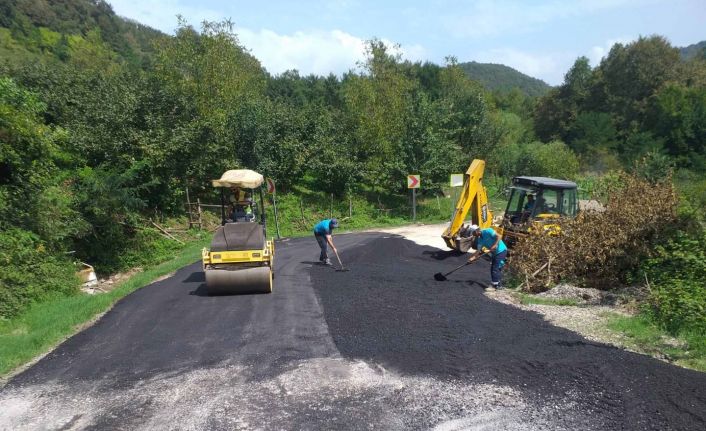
[202,169,274,294]
[442,160,579,250]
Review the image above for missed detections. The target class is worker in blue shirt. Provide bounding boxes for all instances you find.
[313,218,339,265]
[468,225,508,290]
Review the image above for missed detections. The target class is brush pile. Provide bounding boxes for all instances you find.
[512,173,678,292]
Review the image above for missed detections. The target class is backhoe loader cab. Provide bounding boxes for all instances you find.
[500,176,578,246]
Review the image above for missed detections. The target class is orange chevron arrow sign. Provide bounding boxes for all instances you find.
[266,178,276,194]
[407,174,420,189]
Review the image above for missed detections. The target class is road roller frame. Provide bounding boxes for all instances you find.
[202,169,275,294]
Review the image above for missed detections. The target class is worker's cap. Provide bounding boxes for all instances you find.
[469,224,480,233]
[330,218,339,228]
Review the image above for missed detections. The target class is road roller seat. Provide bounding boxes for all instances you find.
[210,222,265,252]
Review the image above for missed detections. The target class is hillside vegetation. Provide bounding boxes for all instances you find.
[680,41,706,60]
[0,0,162,65]
[458,61,551,97]
[0,0,704,352]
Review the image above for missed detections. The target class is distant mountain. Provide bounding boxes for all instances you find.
[458,61,552,97]
[680,41,706,60]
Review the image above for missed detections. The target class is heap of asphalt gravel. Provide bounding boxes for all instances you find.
[310,236,706,431]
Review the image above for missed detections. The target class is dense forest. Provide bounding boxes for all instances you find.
[1,0,705,343]
[458,61,551,97]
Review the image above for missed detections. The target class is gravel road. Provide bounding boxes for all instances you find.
[1,232,704,430]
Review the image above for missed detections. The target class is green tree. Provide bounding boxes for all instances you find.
[516,141,579,179]
[437,57,496,160]
[342,39,416,190]
[568,111,618,155]
[593,36,680,134]
[154,19,265,128]
[534,56,592,142]
[647,83,706,169]
[0,77,86,246]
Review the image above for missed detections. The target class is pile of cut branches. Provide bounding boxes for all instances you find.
[512,173,678,292]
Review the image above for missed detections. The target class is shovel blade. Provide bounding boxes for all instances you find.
[433,272,447,281]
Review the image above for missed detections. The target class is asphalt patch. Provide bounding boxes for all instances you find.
[310,236,706,431]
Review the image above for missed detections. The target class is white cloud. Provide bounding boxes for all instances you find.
[238,28,426,76]
[446,0,641,39]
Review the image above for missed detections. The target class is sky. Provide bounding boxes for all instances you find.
[109,0,706,85]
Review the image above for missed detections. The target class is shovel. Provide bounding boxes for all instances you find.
[433,248,489,281]
[332,248,350,272]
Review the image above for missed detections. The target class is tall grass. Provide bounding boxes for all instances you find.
[607,314,706,372]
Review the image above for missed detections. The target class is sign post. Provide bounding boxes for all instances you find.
[265,178,280,239]
[407,174,420,221]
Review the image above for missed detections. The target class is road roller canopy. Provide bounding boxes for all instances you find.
[212,170,264,189]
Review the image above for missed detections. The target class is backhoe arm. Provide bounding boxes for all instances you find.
[442,159,493,251]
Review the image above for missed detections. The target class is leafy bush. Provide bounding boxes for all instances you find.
[0,228,79,318]
[642,230,706,335]
[512,173,678,291]
[517,141,579,179]
[632,151,674,184]
[489,140,579,180]
[674,169,706,227]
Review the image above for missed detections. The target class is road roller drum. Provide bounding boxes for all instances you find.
[205,266,272,294]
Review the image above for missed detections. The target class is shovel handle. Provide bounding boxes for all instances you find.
[333,248,345,268]
[445,250,488,276]
[443,261,472,277]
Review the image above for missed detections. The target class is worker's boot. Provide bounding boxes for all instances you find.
[485,282,502,292]
[324,258,332,266]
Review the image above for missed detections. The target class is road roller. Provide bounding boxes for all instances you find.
[202,169,274,294]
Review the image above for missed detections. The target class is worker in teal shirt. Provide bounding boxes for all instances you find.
[313,218,339,265]
[468,225,508,290]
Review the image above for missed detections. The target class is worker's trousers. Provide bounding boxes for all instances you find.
[314,233,328,261]
[490,250,508,285]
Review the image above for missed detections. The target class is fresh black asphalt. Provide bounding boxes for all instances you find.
[312,235,706,430]
[2,233,705,430]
